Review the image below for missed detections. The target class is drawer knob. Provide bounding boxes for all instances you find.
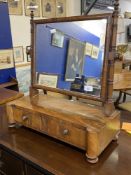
[22,116,28,121]
[63,129,69,135]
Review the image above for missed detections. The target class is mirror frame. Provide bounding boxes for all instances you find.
[31,13,114,103]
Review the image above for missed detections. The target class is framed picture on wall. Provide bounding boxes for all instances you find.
[91,45,99,59]
[81,0,114,14]
[8,0,23,15]
[85,42,92,56]
[13,46,24,63]
[24,0,41,17]
[38,73,58,88]
[56,0,66,17]
[52,30,64,48]
[42,0,56,18]
[0,49,14,70]
[65,39,86,81]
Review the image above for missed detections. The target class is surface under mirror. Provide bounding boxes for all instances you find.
[35,19,107,97]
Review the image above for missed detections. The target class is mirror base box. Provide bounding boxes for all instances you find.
[7,94,120,163]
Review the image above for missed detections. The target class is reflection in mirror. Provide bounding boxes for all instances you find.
[35,19,107,97]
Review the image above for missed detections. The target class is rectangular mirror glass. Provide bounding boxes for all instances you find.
[33,15,112,101]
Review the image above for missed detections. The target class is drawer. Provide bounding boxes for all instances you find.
[13,108,42,130]
[58,120,86,149]
[41,115,86,149]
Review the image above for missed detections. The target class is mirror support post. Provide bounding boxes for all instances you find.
[104,0,119,116]
[29,10,38,97]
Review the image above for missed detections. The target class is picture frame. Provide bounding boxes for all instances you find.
[85,77,100,86]
[65,39,86,81]
[13,46,24,63]
[0,49,14,70]
[81,0,114,15]
[56,0,66,17]
[52,30,64,48]
[42,0,56,18]
[8,0,23,15]
[24,0,41,17]
[38,73,58,88]
[91,45,99,59]
[85,42,92,56]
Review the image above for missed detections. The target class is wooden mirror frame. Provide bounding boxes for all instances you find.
[30,0,119,114]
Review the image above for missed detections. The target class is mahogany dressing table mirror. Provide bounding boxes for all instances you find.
[7,0,120,163]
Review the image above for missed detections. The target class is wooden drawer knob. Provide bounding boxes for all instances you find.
[63,129,69,135]
[22,116,28,121]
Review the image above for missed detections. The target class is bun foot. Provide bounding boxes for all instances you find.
[15,123,22,129]
[86,157,99,164]
[8,123,16,128]
[113,131,120,141]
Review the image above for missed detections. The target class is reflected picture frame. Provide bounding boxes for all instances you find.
[65,38,86,81]
[13,46,24,63]
[0,49,14,70]
[52,30,64,48]
[85,42,93,56]
[38,73,58,88]
[91,45,99,59]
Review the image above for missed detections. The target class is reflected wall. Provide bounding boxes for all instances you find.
[35,19,107,97]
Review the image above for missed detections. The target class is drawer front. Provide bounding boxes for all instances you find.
[13,107,31,127]
[31,113,41,131]
[13,108,86,149]
[59,120,86,149]
[41,115,86,149]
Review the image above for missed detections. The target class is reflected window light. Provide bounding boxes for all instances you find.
[107,6,114,10]
[122,122,131,134]
[27,5,38,10]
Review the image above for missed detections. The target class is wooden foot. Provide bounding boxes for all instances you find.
[8,123,16,128]
[86,156,99,164]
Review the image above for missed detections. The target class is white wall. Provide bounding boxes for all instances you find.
[119,0,131,14]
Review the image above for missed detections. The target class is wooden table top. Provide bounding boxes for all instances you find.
[113,70,131,91]
[0,106,131,175]
[0,88,24,105]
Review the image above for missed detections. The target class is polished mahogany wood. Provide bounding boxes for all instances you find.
[0,88,24,105]
[0,107,131,175]
[7,0,121,164]
[7,94,120,163]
